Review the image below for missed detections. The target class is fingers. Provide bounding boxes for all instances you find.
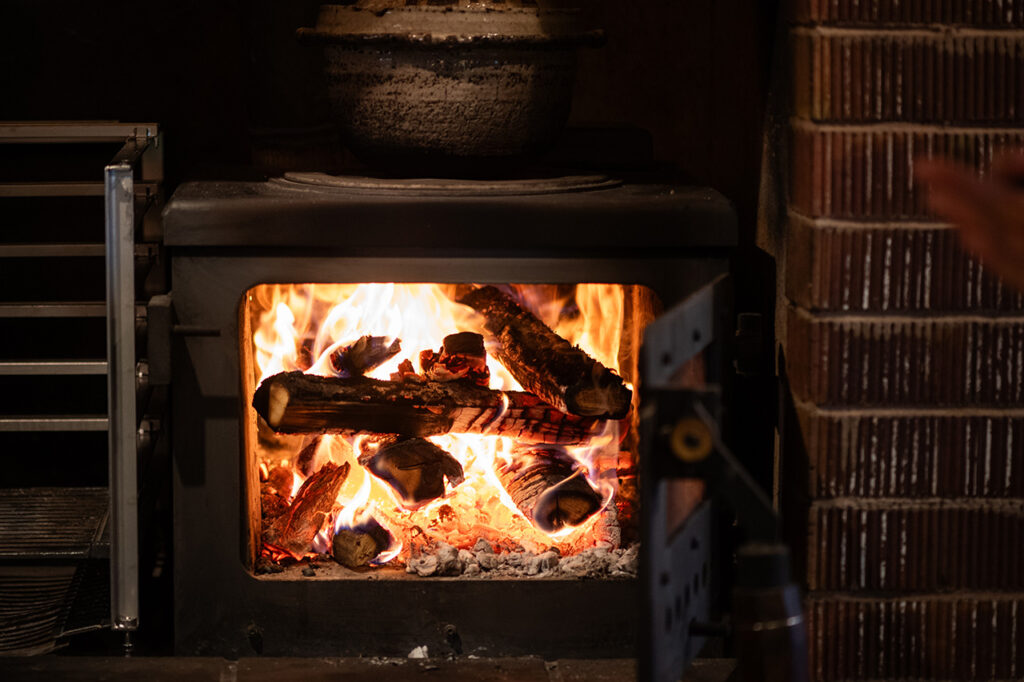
[916,158,1003,258]
[917,155,1024,290]
[993,152,1024,186]
[921,173,998,257]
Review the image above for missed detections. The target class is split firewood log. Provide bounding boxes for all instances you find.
[496,446,602,532]
[457,286,632,419]
[359,437,464,507]
[419,332,490,387]
[332,517,391,568]
[253,371,602,445]
[263,461,350,559]
[328,335,401,377]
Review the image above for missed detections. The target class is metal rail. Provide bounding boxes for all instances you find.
[0,361,108,375]
[0,122,159,144]
[0,302,147,318]
[0,243,158,258]
[105,160,139,634]
[0,181,157,198]
[0,416,109,432]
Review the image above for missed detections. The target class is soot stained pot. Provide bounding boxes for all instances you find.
[298,0,602,176]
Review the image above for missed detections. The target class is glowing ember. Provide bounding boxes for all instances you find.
[247,283,639,569]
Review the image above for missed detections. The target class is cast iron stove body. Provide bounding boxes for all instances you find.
[162,173,735,659]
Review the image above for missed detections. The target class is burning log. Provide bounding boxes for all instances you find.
[359,437,465,507]
[389,358,423,383]
[264,465,294,497]
[261,491,289,524]
[253,371,603,445]
[457,286,633,419]
[496,446,602,532]
[329,335,401,377]
[332,517,391,569]
[420,332,490,387]
[263,461,351,559]
[294,436,322,477]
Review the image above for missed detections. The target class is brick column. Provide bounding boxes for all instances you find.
[781,3,1024,678]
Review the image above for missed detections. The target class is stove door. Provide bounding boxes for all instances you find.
[638,275,728,682]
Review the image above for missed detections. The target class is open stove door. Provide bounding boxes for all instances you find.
[638,274,727,681]
[638,275,809,682]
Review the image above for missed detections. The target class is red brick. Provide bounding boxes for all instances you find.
[794,0,1024,27]
[790,123,1024,219]
[784,214,1024,312]
[785,305,1024,406]
[806,500,1024,591]
[807,595,1024,680]
[793,29,1024,123]
[791,402,1024,498]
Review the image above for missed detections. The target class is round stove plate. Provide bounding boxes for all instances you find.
[272,172,622,197]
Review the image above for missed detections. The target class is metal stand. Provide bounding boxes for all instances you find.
[0,122,161,652]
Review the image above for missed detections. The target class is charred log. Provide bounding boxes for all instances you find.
[260,491,289,524]
[497,446,602,532]
[332,517,391,569]
[420,332,490,387]
[457,286,632,419]
[389,358,424,383]
[295,436,322,477]
[264,465,294,497]
[263,461,350,559]
[360,437,464,507]
[329,335,401,377]
[253,371,603,445]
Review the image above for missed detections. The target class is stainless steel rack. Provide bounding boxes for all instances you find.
[0,122,162,654]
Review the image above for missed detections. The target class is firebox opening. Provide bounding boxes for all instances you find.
[240,283,660,580]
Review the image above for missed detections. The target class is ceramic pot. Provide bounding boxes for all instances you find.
[298,0,601,176]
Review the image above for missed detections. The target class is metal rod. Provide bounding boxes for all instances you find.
[0,181,157,197]
[0,122,159,144]
[0,416,109,432]
[0,360,108,375]
[0,302,108,318]
[0,182,105,197]
[0,243,157,258]
[105,161,139,633]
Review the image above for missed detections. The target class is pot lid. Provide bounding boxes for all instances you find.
[299,0,602,46]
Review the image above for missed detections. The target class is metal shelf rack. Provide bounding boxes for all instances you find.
[0,122,162,654]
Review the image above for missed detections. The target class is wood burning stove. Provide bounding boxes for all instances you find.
[161,172,735,661]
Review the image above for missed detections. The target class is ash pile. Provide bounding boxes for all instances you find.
[405,539,639,579]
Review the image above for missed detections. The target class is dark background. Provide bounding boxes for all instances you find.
[0,0,778,220]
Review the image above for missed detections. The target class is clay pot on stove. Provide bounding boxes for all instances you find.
[297,0,602,176]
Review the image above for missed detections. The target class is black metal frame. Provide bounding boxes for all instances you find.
[163,178,736,659]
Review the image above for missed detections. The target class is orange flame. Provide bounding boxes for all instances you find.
[250,283,631,562]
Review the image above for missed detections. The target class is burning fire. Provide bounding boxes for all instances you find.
[248,283,632,567]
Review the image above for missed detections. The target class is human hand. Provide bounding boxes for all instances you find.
[916,153,1024,292]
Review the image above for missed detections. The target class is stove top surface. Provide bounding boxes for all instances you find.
[163,174,736,251]
[273,171,623,197]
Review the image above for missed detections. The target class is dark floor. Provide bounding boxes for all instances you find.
[0,656,736,681]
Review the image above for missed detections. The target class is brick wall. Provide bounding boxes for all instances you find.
[781,3,1024,678]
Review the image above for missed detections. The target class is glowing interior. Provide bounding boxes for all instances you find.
[242,283,647,569]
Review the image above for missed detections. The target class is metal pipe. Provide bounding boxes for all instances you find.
[105,161,139,633]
